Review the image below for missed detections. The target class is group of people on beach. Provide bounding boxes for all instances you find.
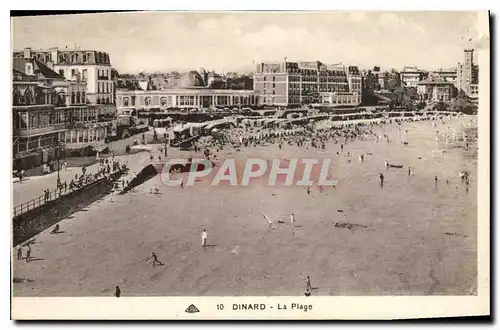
[15,111,476,298]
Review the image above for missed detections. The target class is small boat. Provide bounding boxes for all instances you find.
[389,164,403,168]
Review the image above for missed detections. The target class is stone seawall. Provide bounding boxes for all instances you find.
[120,164,159,194]
[12,172,121,247]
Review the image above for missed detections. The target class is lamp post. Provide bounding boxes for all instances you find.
[164,134,168,157]
[56,143,62,189]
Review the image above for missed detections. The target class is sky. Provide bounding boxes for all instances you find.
[11,11,483,74]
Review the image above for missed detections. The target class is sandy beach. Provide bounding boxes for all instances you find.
[13,115,477,296]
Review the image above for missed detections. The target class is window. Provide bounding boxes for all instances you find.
[13,91,21,105]
[83,54,87,62]
[25,63,33,75]
[98,82,101,94]
[59,69,64,77]
[145,97,152,106]
[71,69,77,77]
[76,92,81,104]
[24,91,32,105]
[71,92,75,105]
[123,98,129,106]
[106,97,110,104]
[82,69,87,80]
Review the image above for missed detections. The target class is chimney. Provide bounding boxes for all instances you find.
[23,47,32,59]
[50,47,59,64]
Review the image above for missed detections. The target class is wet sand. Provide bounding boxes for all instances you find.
[13,116,477,296]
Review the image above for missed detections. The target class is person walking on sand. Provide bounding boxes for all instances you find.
[148,252,163,266]
[305,276,312,292]
[434,176,438,187]
[379,173,384,187]
[290,213,296,228]
[25,244,31,263]
[307,186,311,195]
[114,286,121,298]
[263,214,275,230]
[202,229,208,247]
[17,246,22,260]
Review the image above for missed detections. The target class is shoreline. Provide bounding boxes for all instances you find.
[12,115,477,296]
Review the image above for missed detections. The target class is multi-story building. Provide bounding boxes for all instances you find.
[116,71,258,114]
[432,68,457,85]
[13,47,115,108]
[13,58,66,171]
[377,72,388,90]
[457,48,479,102]
[417,76,455,102]
[253,60,362,107]
[400,66,425,88]
[12,52,109,170]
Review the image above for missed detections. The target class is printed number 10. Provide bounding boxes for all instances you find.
[217,304,224,310]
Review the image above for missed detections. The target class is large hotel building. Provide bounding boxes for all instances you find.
[253,60,362,107]
[12,48,113,170]
[13,47,114,107]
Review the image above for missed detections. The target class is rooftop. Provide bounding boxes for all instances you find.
[418,76,453,85]
[12,58,64,80]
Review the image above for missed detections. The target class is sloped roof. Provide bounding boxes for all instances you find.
[13,58,64,79]
[418,76,453,85]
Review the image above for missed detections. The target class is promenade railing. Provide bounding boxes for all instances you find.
[12,169,125,218]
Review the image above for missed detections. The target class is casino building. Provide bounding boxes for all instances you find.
[116,71,258,115]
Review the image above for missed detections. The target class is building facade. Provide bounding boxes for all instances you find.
[253,60,362,107]
[432,68,457,85]
[400,66,425,88]
[417,76,455,102]
[13,47,115,107]
[116,89,258,115]
[377,72,388,90]
[12,53,109,170]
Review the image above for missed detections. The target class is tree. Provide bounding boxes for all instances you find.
[390,86,417,110]
[373,66,380,72]
[386,70,401,91]
[450,90,477,114]
[111,68,120,79]
[363,70,379,90]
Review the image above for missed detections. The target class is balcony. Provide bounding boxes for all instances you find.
[17,123,66,137]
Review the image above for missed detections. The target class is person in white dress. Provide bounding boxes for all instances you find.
[201,229,208,247]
